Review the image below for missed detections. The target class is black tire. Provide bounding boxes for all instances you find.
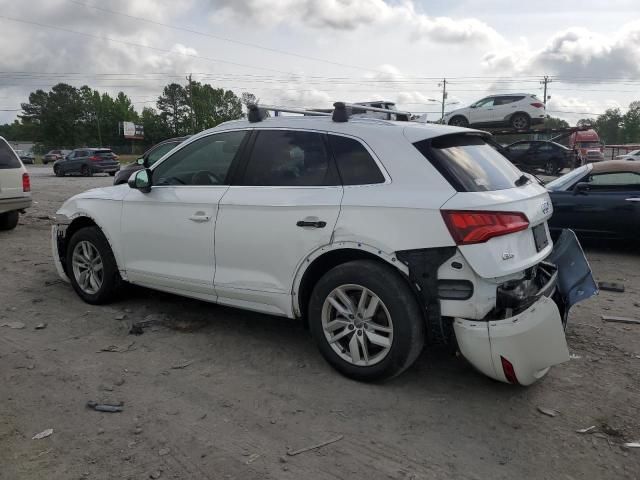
[511,113,531,130]
[544,159,560,176]
[81,165,92,177]
[109,172,116,177]
[54,165,64,177]
[66,226,122,304]
[42,160,48,165]
[448,115,469,127]
[0,211,19,231]
[308,260,425,382]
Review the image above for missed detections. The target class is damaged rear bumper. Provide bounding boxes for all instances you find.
[454,229,597,385]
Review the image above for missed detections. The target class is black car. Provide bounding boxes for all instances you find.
[546,160,640,240]
[503,140,575,175]
[15,149,35,164]
[113,137,188,185]
[53,148,120,177]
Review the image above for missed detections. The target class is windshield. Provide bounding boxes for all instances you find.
[413,134,522,192]
[546,165,589,191]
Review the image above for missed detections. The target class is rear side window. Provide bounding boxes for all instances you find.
[240,130,338,186]
[413,134,522,192]
[494,96,524,105]
[328,135,384,185]
[0,140,21,169]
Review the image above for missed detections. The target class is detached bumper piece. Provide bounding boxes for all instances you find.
[454,229,597,386]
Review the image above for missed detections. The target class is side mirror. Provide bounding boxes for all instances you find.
[136,157,145,165]
[573,182,590,195]
[128,169,152,193]
[470,105,477,108]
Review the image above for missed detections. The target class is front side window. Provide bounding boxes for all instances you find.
[414,134,522,192]
[588,172,640,188]
[153,130,246,186]
[240,130,337,186]
[473,98,494,108]
[147,142,179,166]
[328,135,384,185]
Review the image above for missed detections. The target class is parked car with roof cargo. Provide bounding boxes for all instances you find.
[51,103,597,386]
[53,148,120,177]
[113,136,188,185]
[503,140,574,175]
[0,137,31,230]
[547,161,640,240]
[15,149,35,164]
[443,94,545,130]
[43,149,71,165]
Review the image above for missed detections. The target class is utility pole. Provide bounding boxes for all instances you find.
[540,75,552,105]
[186,73,196,134]
[438,78,447,123]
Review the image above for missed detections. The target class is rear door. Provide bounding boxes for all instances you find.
[0,139,24,200]
[214,129,342,316]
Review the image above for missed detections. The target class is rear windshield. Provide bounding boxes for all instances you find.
[94,150,114,157]
[413,134,522,192]
[0,139,22,169]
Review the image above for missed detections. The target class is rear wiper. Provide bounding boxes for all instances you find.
[515,174,531,187]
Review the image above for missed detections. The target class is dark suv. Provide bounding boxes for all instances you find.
[503,140,575,175]
[53,148,120,177]
[113,137,188,185]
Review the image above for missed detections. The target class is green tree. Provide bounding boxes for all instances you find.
[622,101,640,143]
[190,82,243,131]
[543,116,569,129]
[157,83,189,136]
[594,108,623,144]
[141,107,172,145]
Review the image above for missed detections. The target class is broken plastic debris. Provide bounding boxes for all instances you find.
[623,442,640,448]
[576,426,596,434]
[32,428,53,440]
[1,321,25,329]
[537,407,559,417]
[87,401,123,413]
[597,281,624,292]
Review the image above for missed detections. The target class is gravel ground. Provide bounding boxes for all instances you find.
[1,165,639,480]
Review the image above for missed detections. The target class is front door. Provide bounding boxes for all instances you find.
[214,129,343,316]
[121,130,248,295]
[468,97,495,124]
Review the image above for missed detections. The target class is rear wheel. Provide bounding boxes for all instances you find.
[81,165,92,177]
[544,159,560,176]
[108,172,116,177]
[0,211,19,231]
[66,226,122,304]
[511,113,531,130]
[448,116,469,127]
[308,260,425,381]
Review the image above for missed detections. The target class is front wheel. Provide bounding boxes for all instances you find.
[308,260,425,381]
[66,226,122,304]
[0,211,19,231]
[544,159,560,176]
[109,172,116,177]
[54,166,64,177]
[448,116,469,127]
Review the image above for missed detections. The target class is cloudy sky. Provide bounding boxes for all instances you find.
[0,0,639,125]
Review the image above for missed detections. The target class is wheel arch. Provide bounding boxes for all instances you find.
[292,242,408,319]
[56,213,123,278]
[448,114,469,125]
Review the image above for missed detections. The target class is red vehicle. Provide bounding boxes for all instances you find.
[568,129,604,165]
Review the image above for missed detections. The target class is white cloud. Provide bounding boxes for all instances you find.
[213,0,502,44]
[483,20,640,78]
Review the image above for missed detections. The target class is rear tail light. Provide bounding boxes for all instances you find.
[441,210,529,245]
[22,172,31,192]
[90,156,101,162]
[500,356,520,385]
[530,102,544,108]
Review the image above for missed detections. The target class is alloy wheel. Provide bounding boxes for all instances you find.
[512,115,529,129]
[321,284,393,366]
[71,240,104,295]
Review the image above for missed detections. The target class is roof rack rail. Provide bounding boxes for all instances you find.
[332,102,412,122]
[247,103,330,123]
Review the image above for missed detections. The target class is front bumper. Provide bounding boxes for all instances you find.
[453,229,597,385]
[0,196,32,214]
[51,222,71,283]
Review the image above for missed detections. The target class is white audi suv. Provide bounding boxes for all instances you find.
[51,104,595,385]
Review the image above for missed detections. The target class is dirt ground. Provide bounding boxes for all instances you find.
[1,165,639,480]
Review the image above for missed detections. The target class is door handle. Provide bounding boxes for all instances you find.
[296,220,327,228]
[189,212,212,222]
